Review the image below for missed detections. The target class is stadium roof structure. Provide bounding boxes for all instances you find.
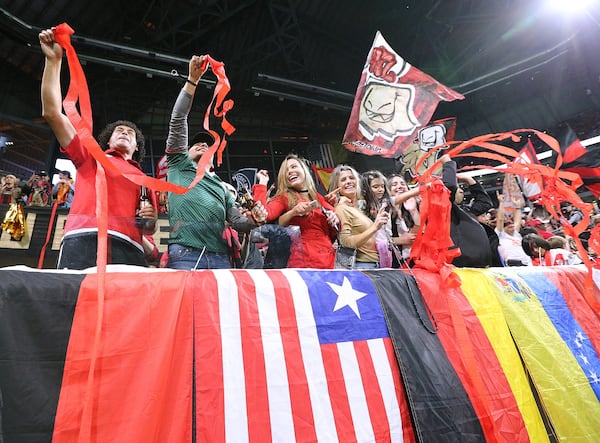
[1,1,599,177]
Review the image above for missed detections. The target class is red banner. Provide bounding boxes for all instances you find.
[342,32,463,158]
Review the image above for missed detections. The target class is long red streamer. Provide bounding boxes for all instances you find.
[413,129,597,311]
[191,56,236,183]
[410,179,462,287]
[51,22,236,441]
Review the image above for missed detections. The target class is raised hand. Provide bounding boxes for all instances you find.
[39,29,62,61]
[256,169,269,186]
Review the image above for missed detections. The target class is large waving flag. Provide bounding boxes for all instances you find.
[342,32,463,158]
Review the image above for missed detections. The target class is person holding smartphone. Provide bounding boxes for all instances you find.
[253,154,339,268]
[361,170,394,267]
[328,165,390,269]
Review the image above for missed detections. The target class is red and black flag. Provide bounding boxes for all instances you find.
[371,270,485,440]
[515,139,542,200]
[556,125,600,198]
[342,32,463,158]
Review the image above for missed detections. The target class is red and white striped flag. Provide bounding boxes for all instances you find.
[51,269,414,442]
[194,269,412,442]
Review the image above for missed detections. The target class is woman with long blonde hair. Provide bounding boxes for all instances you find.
[253,154,339,268]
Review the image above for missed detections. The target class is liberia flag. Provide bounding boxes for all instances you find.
[343,31,463,158]
[193,269,415,442]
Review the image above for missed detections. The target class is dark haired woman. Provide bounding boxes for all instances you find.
[387,173,421,267]
[521,233,582,266]
[328,165,390,269]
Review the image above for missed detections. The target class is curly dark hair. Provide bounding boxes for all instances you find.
[96,120,145,162]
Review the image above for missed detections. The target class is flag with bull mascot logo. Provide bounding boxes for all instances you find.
[343,31,463,158]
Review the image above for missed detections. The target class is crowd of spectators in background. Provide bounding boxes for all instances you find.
[4,152,600,270]
[2,33,598,271]
[0,170,74,208]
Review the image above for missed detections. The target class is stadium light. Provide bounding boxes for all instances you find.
[545,0,594,13]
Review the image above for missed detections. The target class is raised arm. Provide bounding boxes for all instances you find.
[39,28,76,148]
[165,55,208,153]
[512,196,523,232]
[392,186,420,206]
[496,192,505,232]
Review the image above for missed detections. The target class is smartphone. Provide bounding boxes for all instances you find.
[308,200,319,210]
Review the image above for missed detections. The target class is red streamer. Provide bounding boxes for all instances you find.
[191,56,236,183]
[410,179,462,288]
[412,129,597,310]
[51,22,237,441]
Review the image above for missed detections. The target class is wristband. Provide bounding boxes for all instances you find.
[186,79,198,87]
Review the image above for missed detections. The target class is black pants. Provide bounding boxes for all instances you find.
[57,233,146,270]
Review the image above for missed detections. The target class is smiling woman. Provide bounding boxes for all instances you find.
[252,154,339,268]
[328,165,391,269]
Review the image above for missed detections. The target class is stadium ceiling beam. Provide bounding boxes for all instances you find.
[267,0,308,78]
[148,0,258,52]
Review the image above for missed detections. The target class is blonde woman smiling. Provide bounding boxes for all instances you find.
[328,165,389,269]
[253,154,339,268]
